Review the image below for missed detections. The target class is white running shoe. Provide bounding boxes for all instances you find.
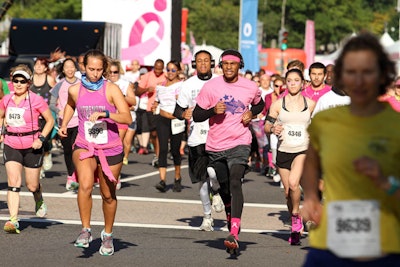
[212,193,224,213]
[42,153,53,171]
[199,216,214,231]
[273,173,281,183]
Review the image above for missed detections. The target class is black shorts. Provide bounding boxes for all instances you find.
[276,150,306,170]
[188,144,209,184]
[146,112,158,132]
[3,144,43,168]
[73,146,124,166]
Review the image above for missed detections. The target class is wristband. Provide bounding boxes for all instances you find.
[38,135,46,142]
[104,110,110,118]
[386,176,400,195]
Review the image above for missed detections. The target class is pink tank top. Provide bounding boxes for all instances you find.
[75,80,122,156]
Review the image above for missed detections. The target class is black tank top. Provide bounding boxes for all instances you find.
[30,75,52,105]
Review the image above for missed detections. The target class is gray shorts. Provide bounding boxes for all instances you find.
[207,145,250,170]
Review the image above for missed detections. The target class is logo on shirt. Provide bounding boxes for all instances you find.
[220,95,246,115]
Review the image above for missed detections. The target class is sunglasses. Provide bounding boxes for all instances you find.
[166,68,177,73]
[109,71,119,74]
[274,84,282,87]
[12,79,28,84]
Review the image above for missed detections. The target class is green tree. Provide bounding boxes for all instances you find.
[5,0,81,20]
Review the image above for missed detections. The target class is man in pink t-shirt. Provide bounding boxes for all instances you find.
[193,49,264,255]
[301,62,331,102]
[135,59,166,161]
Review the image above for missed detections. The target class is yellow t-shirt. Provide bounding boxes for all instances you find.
[308,104,400,255]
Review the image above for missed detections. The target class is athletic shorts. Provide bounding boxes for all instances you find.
[128,120,137,131]
[276,150,306,170]
[3,144,43,168]
[188,144,209,184]
[74,146,124,166]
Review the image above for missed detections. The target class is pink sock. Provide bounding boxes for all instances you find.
[230,217,241,240]
[268,152,273,167]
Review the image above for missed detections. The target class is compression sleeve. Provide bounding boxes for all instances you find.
[193,104,215,122]
[173,103,186,120]
[250,98,265,116]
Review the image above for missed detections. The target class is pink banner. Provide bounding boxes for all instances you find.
[304,20,315,69]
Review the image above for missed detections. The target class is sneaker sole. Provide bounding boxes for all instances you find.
[99,246,114,256]
[289,232,301,245]
[212,195,224,213]
[155,185,166,192]
[224,238,239,256]
[4,223,20,234]
[75,236,92,248]
[35,203,47,218]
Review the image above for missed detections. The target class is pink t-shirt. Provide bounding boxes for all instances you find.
[384,96,400,112]
[51,78,80,128]
[0,91,49,149]
[301,84,331,102]
[196,76,262,152]
[138,71,166,112]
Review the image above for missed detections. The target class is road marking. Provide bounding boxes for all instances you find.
[0,216,299,234]
[0,191,288,209]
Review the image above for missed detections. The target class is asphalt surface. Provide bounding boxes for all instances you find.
[0,147,310,266]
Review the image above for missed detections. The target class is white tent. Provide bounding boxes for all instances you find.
[380,32,395,47]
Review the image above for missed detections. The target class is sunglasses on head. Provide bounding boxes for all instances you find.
[12,79,28,84]
[166,68,177,73]
[109,71,119,74]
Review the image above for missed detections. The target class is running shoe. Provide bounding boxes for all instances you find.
[155,180,166,192]
[40,169,45,179]
[211,193,224,213]
[273,173,281,183]
[151,156,159,168]
[99,230,114,256]
[224,234,239,255]
[116,177,122,190]
[42,153,53,171]
[74,228,92,248]
[66,176,79,191]
[122,157,128,165]
[199,216,214,232]
[4,218,20,234]
[173,179,182,192]
[35,200,47,218]
[291,214,304,233]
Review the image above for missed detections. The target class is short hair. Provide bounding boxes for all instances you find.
[287,60,305,72]
[308,62,326,75]
[334,32,396,96]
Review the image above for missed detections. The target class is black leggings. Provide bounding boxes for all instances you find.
[212,161,245,219]
[61,126,78,176]
[156,116,183,167]
[229,164,246,218]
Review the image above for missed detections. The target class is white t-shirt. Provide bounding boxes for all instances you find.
[312,90,350,117]
[177,74,216,147]
[156,81,182,114]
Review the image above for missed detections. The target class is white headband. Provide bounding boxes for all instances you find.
[12,70,31,80]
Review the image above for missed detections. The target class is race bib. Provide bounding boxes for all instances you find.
[84,121,108,144]
[189,121,208,143]
[284,124,306,146]
[6,107,26,127]
[171,118,185,135]
[327,200,381,258]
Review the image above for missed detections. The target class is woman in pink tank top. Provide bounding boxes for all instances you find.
[59,50,132,256]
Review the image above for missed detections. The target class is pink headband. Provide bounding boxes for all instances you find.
[221,55,241,62]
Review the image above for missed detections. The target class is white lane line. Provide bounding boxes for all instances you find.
[0,191,288,209]
[0,216,299,234]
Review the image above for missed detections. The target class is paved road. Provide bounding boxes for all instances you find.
[0,148,310,266]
